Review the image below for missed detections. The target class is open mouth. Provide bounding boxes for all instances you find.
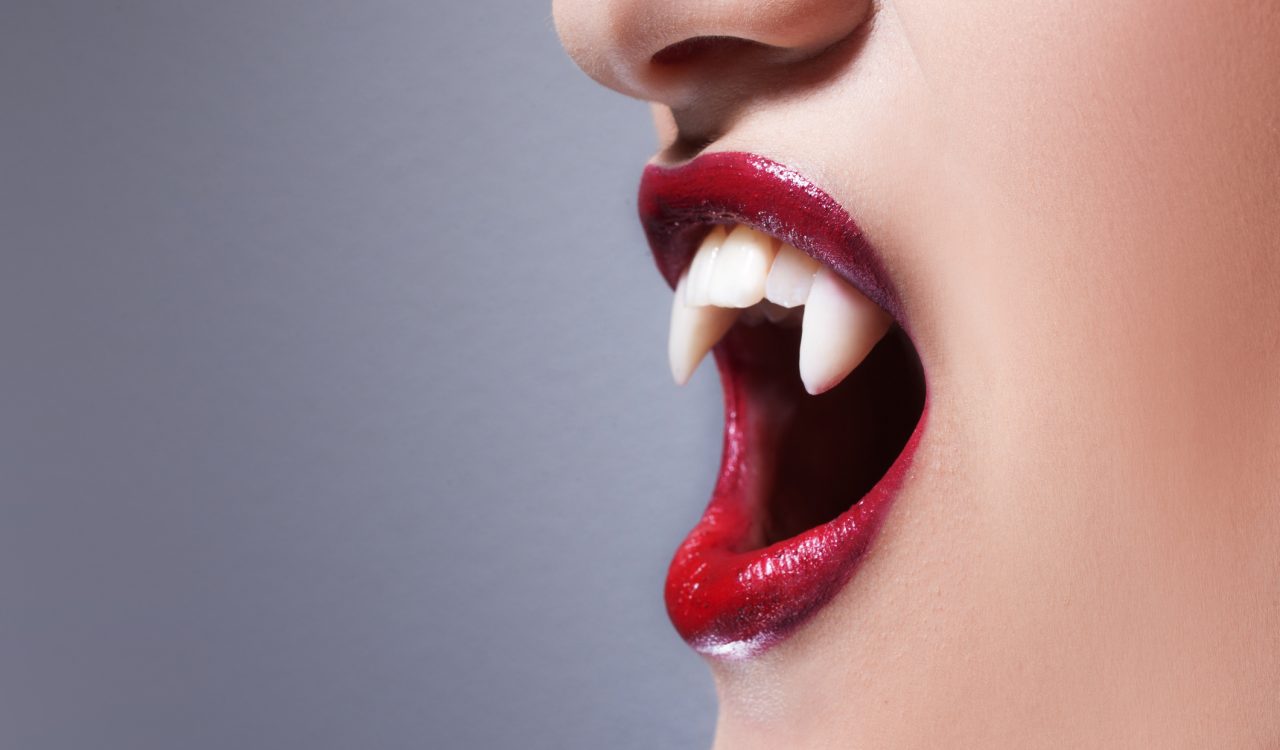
[639,153,928,658]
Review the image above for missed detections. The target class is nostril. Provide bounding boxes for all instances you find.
[651,36,769,66]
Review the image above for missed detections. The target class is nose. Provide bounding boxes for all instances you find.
[553,0,873,108]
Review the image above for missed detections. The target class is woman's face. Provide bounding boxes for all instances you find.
[554,0,1280,745]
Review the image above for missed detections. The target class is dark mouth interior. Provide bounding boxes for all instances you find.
[719,319,926,549]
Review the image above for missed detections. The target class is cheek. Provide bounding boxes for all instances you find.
[888,0,1280,655]
[896,0,1280,478]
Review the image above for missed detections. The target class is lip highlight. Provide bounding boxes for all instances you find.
[639,152,926,657]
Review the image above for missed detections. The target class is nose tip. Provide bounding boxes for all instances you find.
[553,0,872,107]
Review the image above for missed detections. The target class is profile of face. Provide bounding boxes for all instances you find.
[553,0,1280,745]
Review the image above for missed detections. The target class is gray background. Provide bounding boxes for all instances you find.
[0,2,721,748]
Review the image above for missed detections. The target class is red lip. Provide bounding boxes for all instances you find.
[639,152,927,657]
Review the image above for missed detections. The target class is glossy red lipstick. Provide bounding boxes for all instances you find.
[639,152,927,657]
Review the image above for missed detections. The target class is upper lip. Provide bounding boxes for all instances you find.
[636,151,927,658]
[638,151,905,326]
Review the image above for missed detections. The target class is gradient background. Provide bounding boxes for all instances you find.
[1,2,721,747]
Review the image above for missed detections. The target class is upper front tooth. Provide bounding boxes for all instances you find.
[798,267,892,395]
[764,243,821,308]
[669,270,742,385]
[706,225,779,308]
[684,226,728,307]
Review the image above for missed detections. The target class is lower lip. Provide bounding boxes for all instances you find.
[665,347,927,658]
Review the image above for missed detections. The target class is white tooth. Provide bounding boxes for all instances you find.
[799,267,892,395]
[669,271,741,386]
[764,243,821,308]
[684,226,728,306]
[706,225,778,308]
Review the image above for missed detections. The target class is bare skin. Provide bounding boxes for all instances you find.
[554,0,1280,746]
